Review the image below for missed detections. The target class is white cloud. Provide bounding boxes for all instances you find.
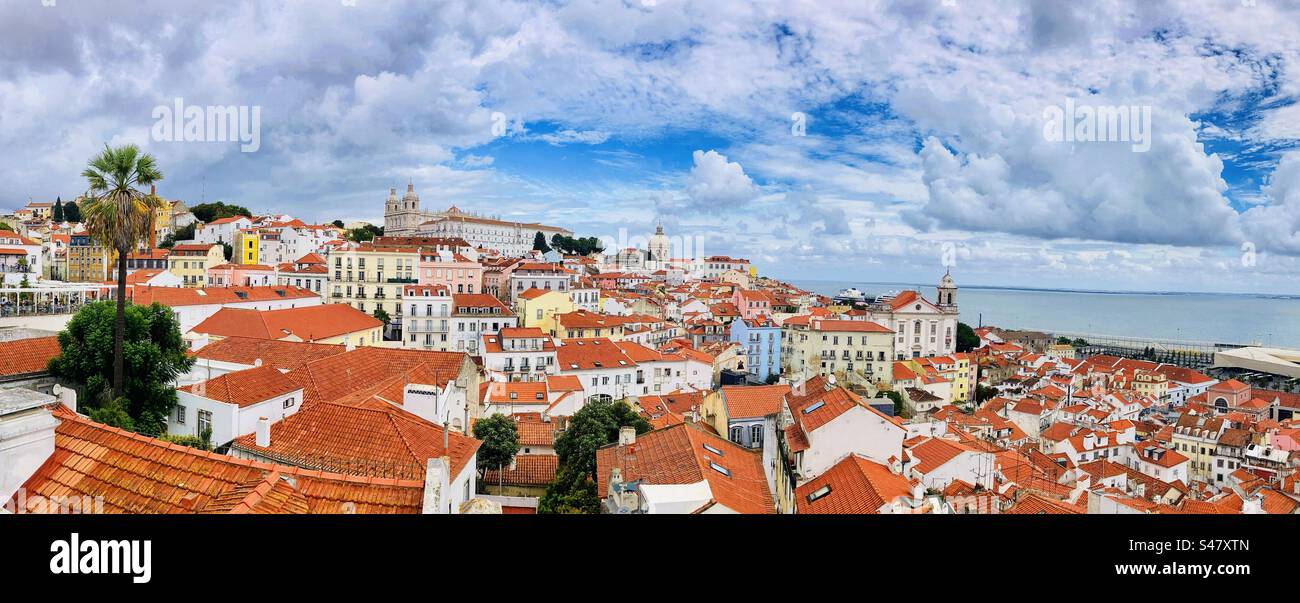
[682,149,757,208]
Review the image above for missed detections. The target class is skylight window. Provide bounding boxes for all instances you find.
[803,400,825,414]
[709,462,730,477]
[807,485,832,502]
[702,443,722,456]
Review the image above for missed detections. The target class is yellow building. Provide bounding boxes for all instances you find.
[167,243,225,287]
[67,232,112,283]
[1132,370,1169,402]
[780,316,895,385]
[514,287,574,333]
[906,353,975,404]
[151,200,173,247]
[234,229,259,265]
[328,243,420,336]
[554,309,626,340]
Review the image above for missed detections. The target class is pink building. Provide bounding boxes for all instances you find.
[732,288,772,321]
[207,263,275,287]
[419,249,484,295]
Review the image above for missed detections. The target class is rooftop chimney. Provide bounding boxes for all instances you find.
[619,426,636,446]
[255,417,271,447]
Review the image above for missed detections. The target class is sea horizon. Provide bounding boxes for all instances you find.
[789,278,1300,349]
[784,278,1300,300]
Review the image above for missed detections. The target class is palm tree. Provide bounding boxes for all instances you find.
[80,144,166,400]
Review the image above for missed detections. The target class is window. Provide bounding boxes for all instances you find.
[197,410,212,437]
[750,424,763,447]
[283,397,296,409]
[176,405,186,424]
[807,485,832,503]
[729,426,742,442]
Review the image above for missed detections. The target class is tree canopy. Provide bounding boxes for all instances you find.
[472,414,520,482]
[347,223,384,242]
[549,234,605,256]
[48,301,195,436]
[539,398,650,514]
[190,201,252,223]
[63,200,82,222]
[533,231,551,253]
[52,198,65,222]
[956,322,980,353]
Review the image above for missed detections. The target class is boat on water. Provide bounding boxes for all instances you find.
[833,287,869,304]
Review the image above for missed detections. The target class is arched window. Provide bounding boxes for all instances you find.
[729,426,743,443]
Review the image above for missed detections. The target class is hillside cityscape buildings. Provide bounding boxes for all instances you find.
[1,186,1297,517]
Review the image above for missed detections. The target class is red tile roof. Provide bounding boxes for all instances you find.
[192,336,346,371]
[720,384,791,419]
[595,423,774,514]
[11,407,425,514]
[483,454,558,487]
[796,455,913,514]
[282,347,471,405]
[557,338,636,370]
[231,400,480,480]
[809,319,893,333]
[179,365,303,408]
[907,437,977,474]
[1005,492,1085,514]
[191,305,380,341]
[130,285,317,307]
[0,335,60,378]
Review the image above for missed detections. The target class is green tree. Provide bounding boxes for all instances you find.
[975,384,998,403]
[1072,338,1089,347]
[372,307,391,326]
[532,231,551,253]
[52,197,65,222]
[539,398,650,514]
[221,242,234,262]
[48,301,195,436]
[876,390,904,416]
[472,414,520,483]
[89,397,135,432]
[346,223,384,242]
[331,220,345,229]
[1056,336,1072,345]
[80,144,168,400]
[160,222,196,248]
[63,200,82,223]
[189,201,252,223]
[955,322,980,353]
[550,234,605,256]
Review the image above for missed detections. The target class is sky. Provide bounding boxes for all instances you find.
[3,0,1300,294]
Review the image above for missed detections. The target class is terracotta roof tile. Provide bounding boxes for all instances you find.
[720,384,791,419]
[796,455,913,514]
[179,365,303,408]
[596,423,774,514]
[192,337,346,371]
[230,400,480,480]
[0,336,60,377]
[192,305,380,341]
[10,409,424,514]
[483,454,558,487]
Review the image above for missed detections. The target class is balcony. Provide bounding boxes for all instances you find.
[387,277,417,284]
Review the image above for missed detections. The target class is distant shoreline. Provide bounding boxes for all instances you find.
[787,279,1300,300]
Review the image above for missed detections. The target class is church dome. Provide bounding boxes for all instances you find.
[386,187,399,203]
[403,183,420,202]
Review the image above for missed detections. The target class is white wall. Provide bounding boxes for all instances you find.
[799,406,905,481]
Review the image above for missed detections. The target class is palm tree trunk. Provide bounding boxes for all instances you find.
[112,248,127,400]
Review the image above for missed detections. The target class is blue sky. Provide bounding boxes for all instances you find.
[4,0,1300,294]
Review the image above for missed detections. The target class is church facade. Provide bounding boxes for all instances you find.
[382,184,571,257]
